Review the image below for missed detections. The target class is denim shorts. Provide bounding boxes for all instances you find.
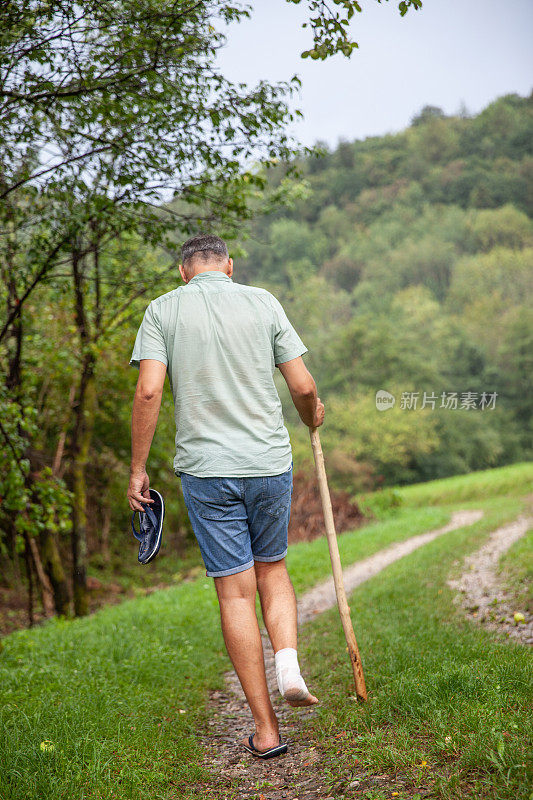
[179,462,293,577]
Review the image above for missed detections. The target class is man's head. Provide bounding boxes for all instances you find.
[179,234,233,282]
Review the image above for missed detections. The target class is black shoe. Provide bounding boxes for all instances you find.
[131,489,165,565]
[242,734,288,759]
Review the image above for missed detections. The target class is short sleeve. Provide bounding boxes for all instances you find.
[129,301,168,370]
[268,294,308,366]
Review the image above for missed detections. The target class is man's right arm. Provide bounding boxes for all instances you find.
[278,356,325,428]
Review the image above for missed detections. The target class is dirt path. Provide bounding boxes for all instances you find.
[447,514,532,646]
[198,509,483,799]
[297,510,483,625]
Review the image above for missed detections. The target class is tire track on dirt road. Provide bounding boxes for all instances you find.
[448,513,532,646]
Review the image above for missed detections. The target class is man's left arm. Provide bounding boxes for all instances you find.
[128,359,167,512]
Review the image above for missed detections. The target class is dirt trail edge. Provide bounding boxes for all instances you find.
[448,514,532,646]
[198,510,483,799]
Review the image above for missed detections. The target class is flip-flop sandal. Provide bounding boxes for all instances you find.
[242,734,288,759]
[131,488,165,565]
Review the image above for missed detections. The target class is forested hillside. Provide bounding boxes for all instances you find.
[1,91,531,626]
[236,93,533,491]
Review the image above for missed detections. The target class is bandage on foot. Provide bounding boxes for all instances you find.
[274,647,314,703]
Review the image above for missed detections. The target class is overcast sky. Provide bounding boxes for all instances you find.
[217,0,533,148]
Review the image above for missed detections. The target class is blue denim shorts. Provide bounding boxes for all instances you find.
[179,463,293,577]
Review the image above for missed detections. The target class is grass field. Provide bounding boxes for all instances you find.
[299,495,532,800]
[1,462,532,799]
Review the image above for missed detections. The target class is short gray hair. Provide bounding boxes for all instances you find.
[181,234,229,266]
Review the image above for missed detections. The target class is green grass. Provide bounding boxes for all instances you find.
[88,546,204,592]
[297,494,532,800]
[287,505,450,595]
[0,505,455,799]
[0,581,227,799]
[1,506,455,800]
[1,463,531,799]
[355,461,533,510]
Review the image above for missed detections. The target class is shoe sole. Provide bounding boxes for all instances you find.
[242,743,288,759]
[139,490,165,565]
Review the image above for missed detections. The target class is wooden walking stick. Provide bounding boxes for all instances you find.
[309,427,367,701]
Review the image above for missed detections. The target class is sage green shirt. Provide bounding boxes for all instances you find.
[129,270,308,477]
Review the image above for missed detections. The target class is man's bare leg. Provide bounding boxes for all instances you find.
[213,566,280,752]
[255,558,318,707]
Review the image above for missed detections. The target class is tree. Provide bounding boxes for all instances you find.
[0,0,428,622]
[0,1,301,337]
[411,105,446,126]
[294,0,423,59]
[0,0,301,616]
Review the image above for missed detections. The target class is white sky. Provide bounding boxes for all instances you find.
[217,0,533,147]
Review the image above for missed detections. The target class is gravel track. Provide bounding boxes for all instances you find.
[447,514,532,646]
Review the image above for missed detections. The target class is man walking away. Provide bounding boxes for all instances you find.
[127,234,325,757]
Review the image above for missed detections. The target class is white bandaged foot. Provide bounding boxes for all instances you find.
[274,647,309,702]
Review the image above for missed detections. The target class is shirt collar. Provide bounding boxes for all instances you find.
[188,270,232,285]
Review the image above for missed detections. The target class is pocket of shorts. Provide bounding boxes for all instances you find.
[260,489,291,519]
[260,471,292,519]
[182,476,230,521]
[189,495,229,520]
